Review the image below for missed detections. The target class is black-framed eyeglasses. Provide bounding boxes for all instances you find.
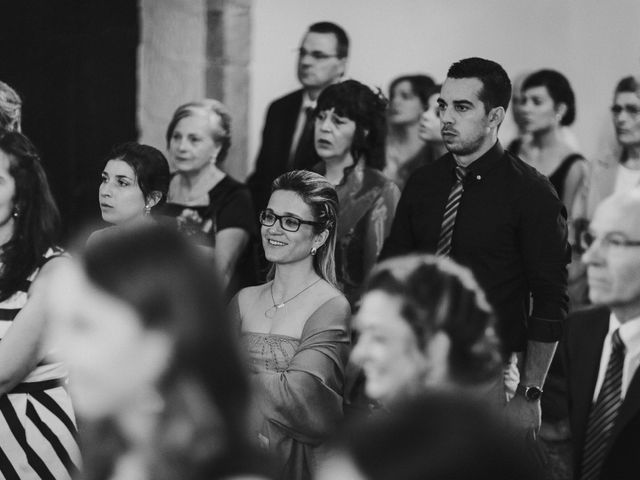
[296,47,339,61]
[610,104,640,117]
[259,209,320,232]
[580,230,640,251]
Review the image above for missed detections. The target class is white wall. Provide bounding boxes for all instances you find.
[248,0,640,178]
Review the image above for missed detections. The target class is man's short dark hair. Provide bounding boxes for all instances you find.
[447,57,511,112]
[308,21,349,58]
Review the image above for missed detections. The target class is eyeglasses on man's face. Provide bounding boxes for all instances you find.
[610,104,640,118]
[259,209,320,232]
[297,47,339,61]
[580,230,640,251]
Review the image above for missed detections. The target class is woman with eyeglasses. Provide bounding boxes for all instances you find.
[312,79,400,306]
[576,75,640,222]
[231,170,350,480]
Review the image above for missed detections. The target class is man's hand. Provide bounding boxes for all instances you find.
[505,393,541,435]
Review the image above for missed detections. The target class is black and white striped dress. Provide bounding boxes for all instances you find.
[0,250,81,479]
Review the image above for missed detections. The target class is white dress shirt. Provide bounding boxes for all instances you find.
[592,312,640,402]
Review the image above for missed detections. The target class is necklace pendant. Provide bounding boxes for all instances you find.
[276,303,285,309]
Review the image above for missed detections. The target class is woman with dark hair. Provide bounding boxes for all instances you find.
[351,254,505,408]
[161,99,257,291]
[232,170,350,480]
[313,79,400,305]
[417,84,447,160]
[49,224,267,480]
[91,142,170,241]
[384,74,437,189]
[0,130,80,478]
[512,69,587,222]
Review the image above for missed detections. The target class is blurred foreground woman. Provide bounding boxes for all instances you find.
[351,254,506,409]
[0,130,80,478]
[49,225,267,480]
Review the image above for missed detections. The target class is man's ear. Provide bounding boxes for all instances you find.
[488,106,505,128]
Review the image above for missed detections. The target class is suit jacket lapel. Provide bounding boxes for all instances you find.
[570,309,610,457]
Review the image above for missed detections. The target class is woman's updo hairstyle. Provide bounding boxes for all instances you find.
[166,99,232,164]
[364,254,504,385]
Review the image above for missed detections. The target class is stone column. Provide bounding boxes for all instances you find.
[206,0,251,180]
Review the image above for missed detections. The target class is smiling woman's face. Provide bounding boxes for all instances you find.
[351,290,427,405]
[261,189,322,266]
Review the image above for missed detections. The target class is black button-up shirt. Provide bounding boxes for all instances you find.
[380,142,570,352]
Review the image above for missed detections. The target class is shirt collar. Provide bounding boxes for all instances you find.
[302,92,316,111]
[609,312,640,352]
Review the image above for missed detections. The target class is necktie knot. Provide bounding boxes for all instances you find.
[455,165,467,183]
[611,328,625,355]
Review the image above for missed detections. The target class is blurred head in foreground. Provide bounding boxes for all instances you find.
[351,254,503,406]
[49,224,261,479]
[317,391,543,480]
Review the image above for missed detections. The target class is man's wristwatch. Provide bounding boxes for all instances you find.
[516,383,543,401]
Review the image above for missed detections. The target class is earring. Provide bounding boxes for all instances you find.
[144,204,151,216]
[310,246,317,256]
[12,208,19,218]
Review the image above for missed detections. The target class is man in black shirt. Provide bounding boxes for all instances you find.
[381,57,570,433]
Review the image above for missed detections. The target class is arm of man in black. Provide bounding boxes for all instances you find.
[507,173,570,433]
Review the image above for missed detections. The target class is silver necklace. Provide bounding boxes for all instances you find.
[265,278,322,318]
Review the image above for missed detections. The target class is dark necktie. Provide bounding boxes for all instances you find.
[436,165,467,257]
[292,106,314,169]
[580,328,626,480]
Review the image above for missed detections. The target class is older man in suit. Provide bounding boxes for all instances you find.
[563,188,640,480]
[247,21,349,214]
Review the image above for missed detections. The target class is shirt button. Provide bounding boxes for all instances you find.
[476,175,482,180]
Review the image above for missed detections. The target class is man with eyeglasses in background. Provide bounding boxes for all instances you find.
[575,76,640,223]
[562,188,640,480]
[247,22,349,221]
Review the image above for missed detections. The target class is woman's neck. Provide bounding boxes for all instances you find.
[624,144,640,165]
[530,125,562,150]
[0,217,15,249]
[178,163,224,189]
[323,153,355,185]
[272,261,320,298]
[170,163,225,203]
[388,121,421,145]
[115,214,155,230]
